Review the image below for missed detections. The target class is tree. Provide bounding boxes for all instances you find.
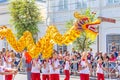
[9,0,43,42]
[65,9,96,52]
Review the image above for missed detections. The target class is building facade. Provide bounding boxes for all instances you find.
[0,0,47,50]
[47,0,120,53]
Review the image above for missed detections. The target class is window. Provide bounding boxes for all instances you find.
[108,0,113,4]
[114,0,119,3]
[76,1,81,9]
[107,0,120,5]
[57,45,67,53]
[106,35,120,53]
[59,0,68,10]
[76,0,87,9]
[37,0,42,1]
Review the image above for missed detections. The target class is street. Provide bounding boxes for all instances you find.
[14,73,117,80]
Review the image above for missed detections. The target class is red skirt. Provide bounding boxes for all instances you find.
[80,74,89,80]
[31,73,40,80]
[5,71,13,80]
[42,74,49,80]
[97,73,104,80]
[49,74,59,80]
[64,70,70,80]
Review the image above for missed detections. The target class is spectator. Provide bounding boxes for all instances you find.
[71,55,78,75]
[97,52,104,60]
[112,48,118,58]
[71,48,76,55]
[117,51,120,78]
[87,52,93,61]
[102,53,109,77]
[14,52,21,70]
[109,54,116,78]
[111,42,117,52]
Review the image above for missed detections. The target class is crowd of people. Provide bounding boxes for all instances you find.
[0,48,18,80]
[0,44,120,80]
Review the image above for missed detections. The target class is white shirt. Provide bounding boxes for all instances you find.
[49,59,60,74]
[3,56,7,68]
[0,66,5,80]
[7,57,12,68]
[54,60,60,74]
[79,60,90,74]
[96,63,103,74]
[64,61,70,70]
[31,61,40,73]
[41,63,49,74]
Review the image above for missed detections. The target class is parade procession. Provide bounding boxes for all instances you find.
[0,0,120,80]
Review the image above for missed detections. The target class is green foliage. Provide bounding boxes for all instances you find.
[9,0,43,42]
[65,19,74,30]
[81,8,97,22]
[73,32,95,52]
[84,8,96,21]
[65,9,96,52]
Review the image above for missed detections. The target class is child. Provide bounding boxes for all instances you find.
[31,58,41,80]
[49,53,60,80]
[41,59,49,80]
[0,59,17,80]
[64,56,70,80]
[5,52,15,80]
[96,58,107,80]
[78,52,91,80]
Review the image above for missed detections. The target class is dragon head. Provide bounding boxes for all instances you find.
[74,11,101,41]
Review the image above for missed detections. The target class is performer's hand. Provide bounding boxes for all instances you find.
[10,71,15,75]
[14,70,18,75]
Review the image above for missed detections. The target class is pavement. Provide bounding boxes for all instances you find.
[14,72,118,80]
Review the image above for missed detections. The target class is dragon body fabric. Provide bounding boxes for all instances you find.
[0,12,101,59]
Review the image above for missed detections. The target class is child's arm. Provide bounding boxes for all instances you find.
[78,65,87,71]
[5,68,18,75]
[85,60,92,68]
[0,71,15,75]
[102,67,108,72]
[38,63,41,70]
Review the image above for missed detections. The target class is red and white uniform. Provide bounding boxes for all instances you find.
[49,59,60,80]
[64,61,70,80]
[79,60,90,80]
[96,63,104,80]
[3,55,7,68]
[0,66,5,80]
[41,62,49,80]
[31,59,41,80]
[7,57,12,68]
[5,57,13,80]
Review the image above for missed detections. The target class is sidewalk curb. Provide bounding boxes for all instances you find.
[60,75,118,80]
